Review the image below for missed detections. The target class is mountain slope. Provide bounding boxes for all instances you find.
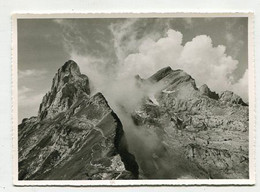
[18,60,139,180]
[132,66,249,179]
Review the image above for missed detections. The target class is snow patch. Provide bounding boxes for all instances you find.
[162,89,176,94]
[149,95,159,106]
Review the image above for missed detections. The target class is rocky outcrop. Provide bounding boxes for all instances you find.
[219,90,248,106]
[38,60,90,120]
[132,68,249,179]
[18,61,138,180]
[199,84,219,100]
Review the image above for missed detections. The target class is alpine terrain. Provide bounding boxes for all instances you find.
[131,66,249,179]
[18,61,249,180]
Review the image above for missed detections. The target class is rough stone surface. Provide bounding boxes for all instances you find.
[219,90,248,106]
[132,66,249,179]
[38,60,90,120]
[199,84,219,100]
[18,61,138,180]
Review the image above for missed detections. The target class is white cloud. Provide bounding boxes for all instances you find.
[18,69,47,79]
[232,69,248,101]
[120,29,183,79]
[18,71,47,122]
[119,29,247,101]
[109,19,162,65]
[70,52,109,93]
[18,86,31,95]
[53,19,87,55]
[18,86,45,121]
[183,18,193,29]
[179,35,238,93]
[18,86,44,108]
[109,19,140,64]
[225,32,234,43]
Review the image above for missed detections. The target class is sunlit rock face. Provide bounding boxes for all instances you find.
[132,66,249,179]
[38,60,91,120]
[18,61,139,180]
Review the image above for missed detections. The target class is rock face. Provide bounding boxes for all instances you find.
[199,84,219,100]
[38,60,91,120]
[219,90,248,106]
[132,66,249,179]
[18,60,138,180]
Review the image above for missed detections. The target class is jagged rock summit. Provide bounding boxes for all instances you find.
[199,84,219,100]
[38,60,90,120]
[132,67,249,179]
[219,90,248,106]
[18,60,138,180]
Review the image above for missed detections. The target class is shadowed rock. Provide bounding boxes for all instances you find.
[199,84,219,100]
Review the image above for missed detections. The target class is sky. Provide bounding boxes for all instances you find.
[17,17,248,123]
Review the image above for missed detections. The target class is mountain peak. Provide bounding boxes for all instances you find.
[38,60,90,120]
[148,66,173,82]
[51,60,84,91]
[199,84,219,100]
[219,91,248,106]
[146,67,198,92]
[60,60,80,74]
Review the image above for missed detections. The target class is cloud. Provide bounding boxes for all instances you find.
[225,31,244,59]
[231,40,244,59]
[109,19,141,64]
[18,86,45,122]
[69,52,110,92]
[183,18,193,29]
[18,69,47,79]
[18,69,47,121]
[55,19,248,104]
[109,19,163,65]
[53,19,88,56]
[119,29,247,101]
[225,32,234,43]
[179,35,238,93]
[232,69,248,101]
[120,29,183,79]
[18,86,45,107]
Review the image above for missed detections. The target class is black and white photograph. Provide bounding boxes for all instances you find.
[12,13,254,185]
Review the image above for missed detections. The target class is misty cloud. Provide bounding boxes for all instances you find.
[18,86,45,120]
[18,69,47,79]
[120,29,248,101]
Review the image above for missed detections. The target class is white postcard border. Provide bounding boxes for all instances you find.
[12,12,255,186]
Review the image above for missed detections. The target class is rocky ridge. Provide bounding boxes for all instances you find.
[18,60,138,180]
[132,66,249,179]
